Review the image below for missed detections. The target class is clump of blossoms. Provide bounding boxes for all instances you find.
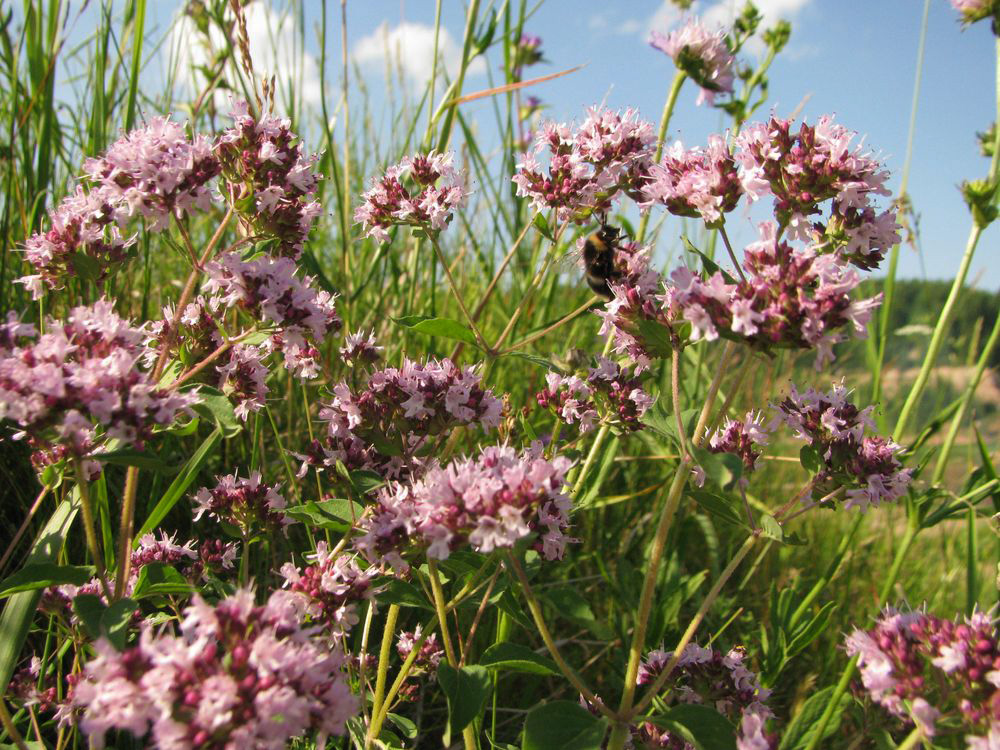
[513,107,655,222]
[42,532,234,616]
[217,343,269,420]
[83,116,219,232]
[641,135,743,226]
[585,644,775,749]
[394,626,445,701]
[733,115,899,269]
[67,589,357,749]
[356,444,573,570]
[280,543,375,636]
[300,358,502,481]
[950,0,1000,26]
[709,410,770,474]
[772,381,912,511]
[216,100,322,257]
[339,329,383,367]
[0,301,198,473]
[536,357,653,433]
[650,18,736,106]
[192,472,292,536]
[18,187,131,298]
[202,251,341,378]
[355,151,467,243]
[512,33,545,78]
[668,222,881,367]
[845,607,1000,746]
[594,242,678,372]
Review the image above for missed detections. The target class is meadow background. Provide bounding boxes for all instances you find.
[0,0,997,748]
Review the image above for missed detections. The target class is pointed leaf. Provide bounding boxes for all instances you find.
[393,315,479,347]
[0,563,94,598]
[479,642,559,675]
[522,701,606,750]
[437,664,491,734]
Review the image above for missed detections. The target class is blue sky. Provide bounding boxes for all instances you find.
[102,1,1000,289]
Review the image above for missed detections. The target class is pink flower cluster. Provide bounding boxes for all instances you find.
[734,115,899,269]
[708,410,770,473]
[83,116,219,232]
[339,329,383,367]
[650,19,736,106]
[846,607,1000,746]
[280,543,375,635]
[642,135,743,226]
[131,531,237,580]
[630,644,774,750]
[355,151,466,243]
[950,0,998,24]
[301,358,502,481]
[217,100,322,257]
[18,187,131,299]
[68,588,357,749]
[513,107,655,223]
[203,251,341,378]
[394,626,445,701]
[669,223,881,368]
[192,472,292,535]
[356,444,573,569]
[217,344,269,420]
[0,301,198,467]
[535,357,653,433]
[594,243,675,372]
[772,382,912,511]
[512,33,545,78]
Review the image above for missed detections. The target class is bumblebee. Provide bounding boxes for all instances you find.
[581,223,624,299]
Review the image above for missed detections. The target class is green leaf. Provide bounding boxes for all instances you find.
[649,704,736,750]
[504,351,565,373]
[532,213,554,241]
[522,701,606,750]
[437,664,491,737]
[101,598,138,651]
[693,448,743,490]
[0,498,79,689]
[377,579,434,610]
[393,315,479,347]
[786,602,837,658]
[0,563,94,598]
[542,586,613,639]
[136,428,221,540]
[688,490,747,528]
[635,317,676,359]
[284,498,364,530]
[759,514,784,543]
[191,386,242,438]
[133,563,193,599]
[92,448,174,473]
[778,685,850,750]
[69,251,103,282]
[349,469,386,495]
[799,445,823,474]
[479,642,559,675]
[682,237,737,285]
[72,594,106,640]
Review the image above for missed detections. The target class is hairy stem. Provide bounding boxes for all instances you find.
[637,71,686,244]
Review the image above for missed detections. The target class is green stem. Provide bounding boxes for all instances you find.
[631,534,757,717]
[0,699,28,750]
[368,615,440,742]
[427,560,477,750]
[367,603,400,748]
[931,306,1000,484]
[637,71,685,244]
[505,552,615,720]
[429,234,489,350]
[613,460,691,734]
[893,223,983,437]
[804,515,920,750]
[896,36,1000,437]
[73,461,110,600]
[895,726,926,750]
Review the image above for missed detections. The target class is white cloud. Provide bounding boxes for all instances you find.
[168,2,321,109]
[352,21,486,86]
[589,13,645,35]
